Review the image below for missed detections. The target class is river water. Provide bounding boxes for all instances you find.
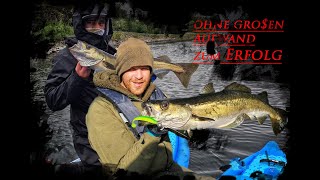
[30,41,290,178]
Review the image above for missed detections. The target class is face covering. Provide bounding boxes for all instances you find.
[86,28,105,36]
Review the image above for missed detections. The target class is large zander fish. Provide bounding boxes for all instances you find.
[141,82,287,135]
[69,40,199,88]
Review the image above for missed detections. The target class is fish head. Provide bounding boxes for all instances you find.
[69,40,105,67]
[141,100,192,130]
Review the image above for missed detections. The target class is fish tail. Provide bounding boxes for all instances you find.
[155,71,170,79]
[174,63,199,88]
[274,107,288,123]
[271,108,288,135]
[271,119,282,136]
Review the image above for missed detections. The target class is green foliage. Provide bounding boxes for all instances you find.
[111,31,194,45]
[181,32,197,40]
[112,31,127,41]
[32,2,73,48]
[113,18,162,34]
[32,3,73,33]
[34,21,74,43]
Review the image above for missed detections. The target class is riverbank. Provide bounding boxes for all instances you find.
[111,31,195,46]
[46,31,196,55]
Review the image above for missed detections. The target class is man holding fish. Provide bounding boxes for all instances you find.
[44,1,199,179]
[86,37,215,179]
[44,1,116,177]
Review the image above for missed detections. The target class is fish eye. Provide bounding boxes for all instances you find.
[160,101,169,110]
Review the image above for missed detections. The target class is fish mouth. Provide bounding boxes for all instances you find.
[141,102,152,116]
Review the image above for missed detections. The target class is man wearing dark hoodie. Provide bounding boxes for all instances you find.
[44,1,115,177]
[86,37,215,180]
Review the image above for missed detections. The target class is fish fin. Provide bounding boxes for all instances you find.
[224,113,250,128]
[200,82,215,94]
[257,115,268,124]
[224,82,251,93]
[257,91,269,104]
[176,63,199,74]
[174,63,199,88]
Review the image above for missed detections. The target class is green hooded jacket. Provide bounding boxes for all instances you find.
[86,70,216,180]
[86,70,181,175]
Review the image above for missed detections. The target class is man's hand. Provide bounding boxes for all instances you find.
[75,62,91,79]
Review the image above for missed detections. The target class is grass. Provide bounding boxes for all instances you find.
[111,31,196,46]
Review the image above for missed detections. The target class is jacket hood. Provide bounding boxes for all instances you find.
[93,70,156,101]
[72,3,113,50]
